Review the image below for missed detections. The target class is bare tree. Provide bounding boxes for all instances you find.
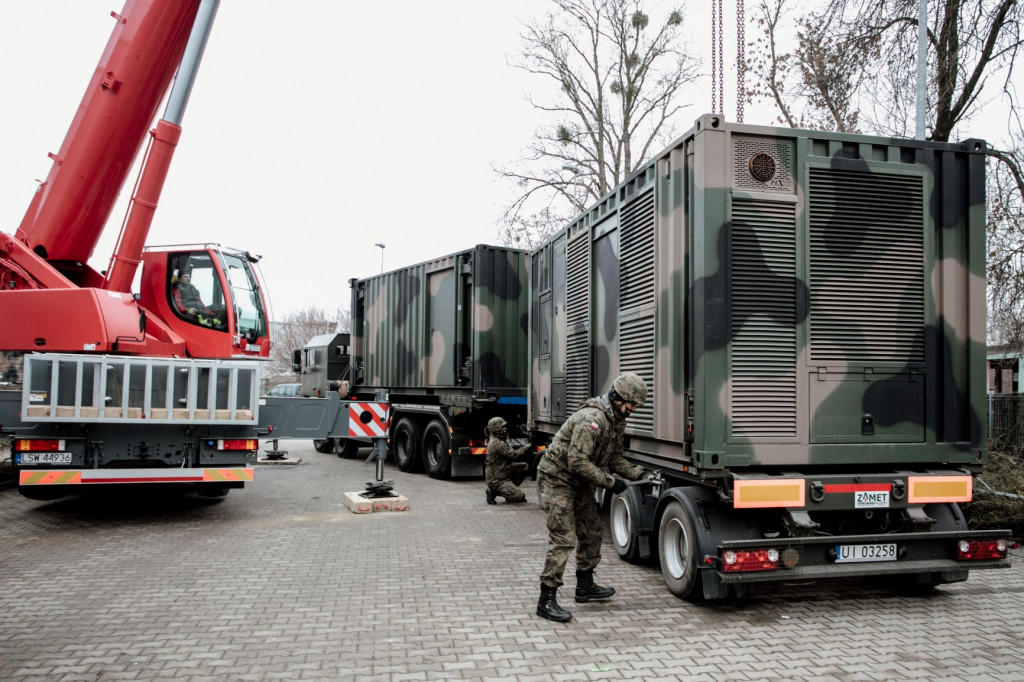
[749,0,928,133]
[497,0,700,248]
[265,306,349,388]
[748,0,1024,348]
[988,139,1024,348]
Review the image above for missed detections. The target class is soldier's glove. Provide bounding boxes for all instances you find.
[610,477,628,495]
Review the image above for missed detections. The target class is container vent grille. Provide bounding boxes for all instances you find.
[620,189,655,310]
[809,167,925,362]
[566,231,591,409]
[733,137,794,193]
[620,317,655,432]
[730,198,798,438]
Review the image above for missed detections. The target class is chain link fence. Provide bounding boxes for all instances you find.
[989,393,1024,451]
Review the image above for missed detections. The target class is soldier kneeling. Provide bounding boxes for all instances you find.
[484,417,532,504]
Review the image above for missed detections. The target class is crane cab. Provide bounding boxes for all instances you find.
[140,244,270,359]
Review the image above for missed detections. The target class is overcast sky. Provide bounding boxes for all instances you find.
[1,1,1016,322]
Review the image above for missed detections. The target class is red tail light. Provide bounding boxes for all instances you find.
[219,439,258,451]
[721,548,780,572]
[957,539,1008,561]
[15,439,65,452]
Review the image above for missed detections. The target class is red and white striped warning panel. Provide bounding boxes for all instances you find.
[348,402,390,438]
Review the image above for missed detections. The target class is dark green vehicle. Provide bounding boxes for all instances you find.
[529,115,1012,599]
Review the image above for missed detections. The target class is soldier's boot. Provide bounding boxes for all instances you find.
[508,494,527,504]
[485,487,496,505]
[575,569,615,602]
[536,585,572,622]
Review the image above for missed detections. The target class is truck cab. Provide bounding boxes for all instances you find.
[139,244,270,358]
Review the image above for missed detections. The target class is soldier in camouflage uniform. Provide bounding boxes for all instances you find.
[535,372,652,622]
[485,416,531,504]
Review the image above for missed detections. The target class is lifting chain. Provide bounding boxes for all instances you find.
[711,0,724,115]
[736,0,745,122]
[710,0,746,121]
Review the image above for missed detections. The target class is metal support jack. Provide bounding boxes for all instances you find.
[363,437,394,498]
[362,388,396,498]
[262,438,288,461]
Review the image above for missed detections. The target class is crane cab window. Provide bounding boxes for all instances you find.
[168,254,227,330]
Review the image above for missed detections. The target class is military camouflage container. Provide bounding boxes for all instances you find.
[530,116,1009,599]
[348,244,530,478]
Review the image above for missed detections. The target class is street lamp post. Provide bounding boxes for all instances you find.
[561,164,582,214]
[374,243,385,273]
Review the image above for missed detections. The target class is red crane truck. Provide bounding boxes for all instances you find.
[0,0,272,500]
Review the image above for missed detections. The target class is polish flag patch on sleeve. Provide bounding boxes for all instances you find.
[590,422,600,430]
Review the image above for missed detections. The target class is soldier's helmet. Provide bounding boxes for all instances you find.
[611,372,647,407]
[487,417,508,433]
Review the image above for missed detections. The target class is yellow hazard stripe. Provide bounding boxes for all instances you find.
[203,468,254,482]
[20,470,82,485]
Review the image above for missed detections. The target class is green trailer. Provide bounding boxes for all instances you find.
[529,115,1011,599]
[342,244,530,478]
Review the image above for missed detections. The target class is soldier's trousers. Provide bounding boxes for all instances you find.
[538,472,603,588]
[490,463,528,501]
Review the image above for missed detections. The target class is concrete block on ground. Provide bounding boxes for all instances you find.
[344,491,409,513]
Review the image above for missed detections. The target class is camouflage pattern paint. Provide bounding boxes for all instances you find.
[529,115,987,473]
[351,244,530,398]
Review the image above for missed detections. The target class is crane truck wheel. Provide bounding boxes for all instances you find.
[18,485,69,501]
[335,439,360,459]
[313,439,336,454]
[194,483,229,498]
[392,418,423,472]
[422,420,452,480]
[658,499,702,600]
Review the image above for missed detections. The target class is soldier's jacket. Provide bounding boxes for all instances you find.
[485,437,530,488]
[538,395,643,489]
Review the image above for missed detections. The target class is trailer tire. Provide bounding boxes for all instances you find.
[393,418,423,472]
[658,499,702,600]
[313,438,335,454]
[611,491,642,563]
[335,439,360,459]
[422,420,452,480]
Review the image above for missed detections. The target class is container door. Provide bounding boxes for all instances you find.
[426,268,456,386]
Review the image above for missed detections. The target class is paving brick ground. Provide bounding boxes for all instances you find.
[2,440,1023,681]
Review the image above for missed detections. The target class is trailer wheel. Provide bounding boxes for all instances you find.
[659,499,702,600]
[422,420,452,479]
[611,492,641,563]
[313,438,336,454]
[335,439,360,459]
[393,418,423,472]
